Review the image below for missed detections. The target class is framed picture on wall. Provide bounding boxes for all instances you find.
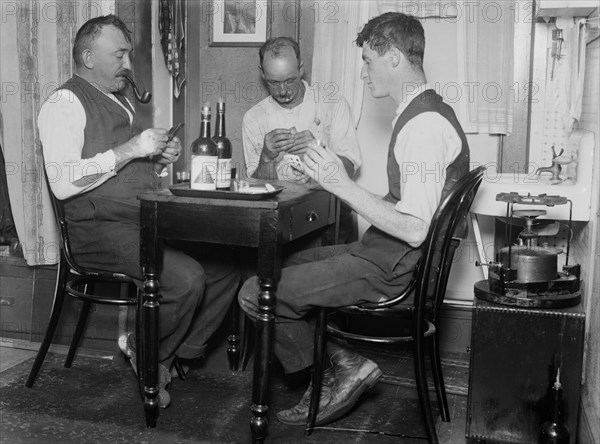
[210,0,270,47]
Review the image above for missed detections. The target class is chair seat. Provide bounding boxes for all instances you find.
[327,319,436,344]
[66,276,137,306]
[338,301,421,317]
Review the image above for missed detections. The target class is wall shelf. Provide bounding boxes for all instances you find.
[536,1,598,20]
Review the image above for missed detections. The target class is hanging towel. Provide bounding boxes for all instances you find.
[556,18,587,135]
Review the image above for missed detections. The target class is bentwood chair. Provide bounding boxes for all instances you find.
[25,174,141,388]
[26,173,241,389]
[306,166,486,444]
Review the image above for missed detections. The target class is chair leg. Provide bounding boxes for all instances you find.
[117,283,131,342]
[430,334,450,422]
[135,287,144,398]
[414,335,439,444]
[240,313,253,371]
[305,307,328,436]
[172,357,187,381]
[227,296,241,372]
[65,298,92,368]
[25,259,69,388]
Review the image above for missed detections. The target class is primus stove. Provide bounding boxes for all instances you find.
[476,192,581,308]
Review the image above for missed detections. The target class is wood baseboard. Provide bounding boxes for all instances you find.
[0,337,119,361]
[439,300,473,362]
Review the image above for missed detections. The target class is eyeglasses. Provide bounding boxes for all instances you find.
[265,78,300,89]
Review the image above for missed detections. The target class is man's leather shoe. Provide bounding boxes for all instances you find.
[313,352,381,426]
[276,349,382,426]
[276,366,336,425]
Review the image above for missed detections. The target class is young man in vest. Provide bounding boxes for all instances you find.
[238,12,470,426]
[38,15,240,408]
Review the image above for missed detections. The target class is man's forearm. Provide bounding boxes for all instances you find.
[112,138,139,169]
[335,182,428,247]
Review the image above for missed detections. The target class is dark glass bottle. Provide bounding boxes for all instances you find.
[212,100,232,190]
[190,103,218,190]
[539,368,570,444]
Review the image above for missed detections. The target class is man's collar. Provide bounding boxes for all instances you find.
[395,83,431,116]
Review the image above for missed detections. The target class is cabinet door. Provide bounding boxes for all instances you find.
[466,303,585,444]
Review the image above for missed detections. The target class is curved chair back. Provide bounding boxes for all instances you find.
[414,165,486,329]
[357,165,486,318]
[44,172,130,281]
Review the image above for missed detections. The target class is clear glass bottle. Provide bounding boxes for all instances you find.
[190,104,218,190]
[212,100,232,191]
[539,368,570,444]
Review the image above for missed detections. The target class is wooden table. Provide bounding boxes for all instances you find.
[138,182,337,441]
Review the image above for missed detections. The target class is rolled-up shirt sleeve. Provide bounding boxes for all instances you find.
[38,90,117,200]
[393,112,462,226]
[327,98,362,172]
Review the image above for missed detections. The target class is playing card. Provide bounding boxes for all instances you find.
[283,153,304,172]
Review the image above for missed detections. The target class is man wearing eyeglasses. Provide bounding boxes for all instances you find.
[242,37,362,245]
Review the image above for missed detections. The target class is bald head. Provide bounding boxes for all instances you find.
[259,38,305,108]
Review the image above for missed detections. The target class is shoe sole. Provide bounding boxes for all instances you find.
[121,333,172,410]
[313,366,382,427]
[277,366,383,426]
[118,333,134,358]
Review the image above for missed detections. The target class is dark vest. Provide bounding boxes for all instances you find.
[351,89,470,274]
[59,75,160,224]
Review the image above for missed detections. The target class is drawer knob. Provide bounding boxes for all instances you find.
[306,211,318,222]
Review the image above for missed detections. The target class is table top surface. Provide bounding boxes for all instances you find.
[138,181,328,210]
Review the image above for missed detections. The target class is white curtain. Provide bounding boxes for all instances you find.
[460,0,515,134]
[311,1,370,127]
[0,0,115,266]
[377,0,515,135]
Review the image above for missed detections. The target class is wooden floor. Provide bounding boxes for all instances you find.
[0,346,35,373]
[0,332,471,444]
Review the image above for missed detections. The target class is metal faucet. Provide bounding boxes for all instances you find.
[536,145,564,181]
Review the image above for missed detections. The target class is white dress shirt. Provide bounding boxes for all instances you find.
[242,80,362,181]
[38,84,134,200]
[392,84,463,226]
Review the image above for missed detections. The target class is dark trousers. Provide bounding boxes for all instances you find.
[238,242,413,373]
[70,218,240,365]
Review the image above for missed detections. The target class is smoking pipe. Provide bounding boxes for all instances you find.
[124,74,152,104]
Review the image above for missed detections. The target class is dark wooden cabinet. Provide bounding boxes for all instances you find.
[466,291,585,443]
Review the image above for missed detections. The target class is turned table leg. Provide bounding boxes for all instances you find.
[250,277,276,443]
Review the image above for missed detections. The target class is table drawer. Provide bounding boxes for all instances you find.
[287,196,333,241]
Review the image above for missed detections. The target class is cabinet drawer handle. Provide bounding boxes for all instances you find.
[306,211,318,222]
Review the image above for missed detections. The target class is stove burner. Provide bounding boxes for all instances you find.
[477,191,581,308]
[496,192,569,206]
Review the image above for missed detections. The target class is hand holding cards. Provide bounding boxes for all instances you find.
[283,153,304,172]
[284,137,325,172]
